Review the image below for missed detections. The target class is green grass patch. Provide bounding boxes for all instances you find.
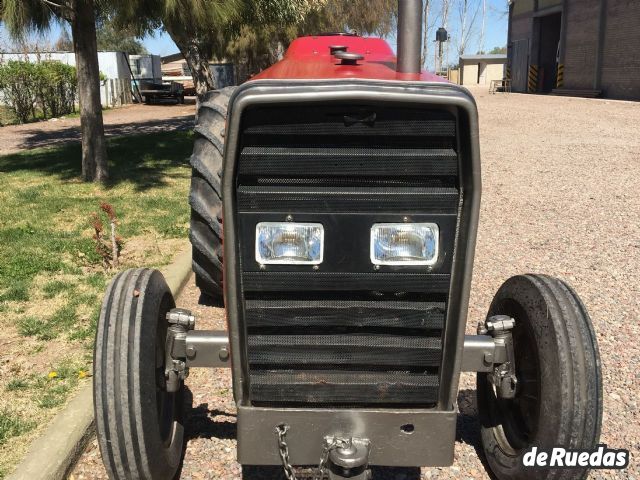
[0,411,35,446]
[5,379,29,392]
[0,130,192,341]
[0,130,192,473]
[42,280,75,299]
[37,359,90,409]
[17,316,49,339]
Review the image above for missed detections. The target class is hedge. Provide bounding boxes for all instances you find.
[0,61,77,124]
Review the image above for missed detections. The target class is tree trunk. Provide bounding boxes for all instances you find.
[164,23,216,98]
[71,0,108,182]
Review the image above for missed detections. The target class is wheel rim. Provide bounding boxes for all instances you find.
[155,307,181,448]
[490,300,542,454]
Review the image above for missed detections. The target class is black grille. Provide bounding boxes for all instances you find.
[236,104,459,407]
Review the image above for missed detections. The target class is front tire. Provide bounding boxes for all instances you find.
[94,269,185,480]
[477,274,602,480]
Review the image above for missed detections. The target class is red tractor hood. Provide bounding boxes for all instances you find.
[251,35,447,83]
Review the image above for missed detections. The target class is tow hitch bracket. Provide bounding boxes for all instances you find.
[478,315,518,399]
[164,309,231,392]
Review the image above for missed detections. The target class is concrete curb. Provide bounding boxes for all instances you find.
[8,245,193,480]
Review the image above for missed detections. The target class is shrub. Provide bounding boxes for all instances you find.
[0,61,39,123]
[0,60,77,124]
[38,62,77,119]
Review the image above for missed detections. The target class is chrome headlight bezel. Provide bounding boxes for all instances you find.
[370,222,440,266]
[255,222,325,265]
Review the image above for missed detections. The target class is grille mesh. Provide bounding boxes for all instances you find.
[237,104,459,407]
[250,371,440,405]
[245,299,446,330]
[239,146,458,176]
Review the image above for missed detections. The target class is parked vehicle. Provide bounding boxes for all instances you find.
[139,79,185,104]
[93,1,602,479]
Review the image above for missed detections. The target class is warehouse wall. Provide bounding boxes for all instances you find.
[600,0,640,100]
[508,0,640,99]
[562,0,600,90]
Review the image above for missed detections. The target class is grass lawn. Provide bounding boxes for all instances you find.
[0,130,193,477]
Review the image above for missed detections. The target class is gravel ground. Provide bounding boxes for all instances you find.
[0,100,196,155]
[71,87,639,479]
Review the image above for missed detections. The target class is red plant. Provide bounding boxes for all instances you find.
[89,203,123,269]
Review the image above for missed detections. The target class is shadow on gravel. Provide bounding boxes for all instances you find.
[457,388,496,479]
[185,402,238,441]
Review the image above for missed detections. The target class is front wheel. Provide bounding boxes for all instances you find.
[477,274,602,480]
[94,268,185,479]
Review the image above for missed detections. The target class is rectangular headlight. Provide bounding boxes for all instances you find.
[256,222,324,265]
[370,223,439,266]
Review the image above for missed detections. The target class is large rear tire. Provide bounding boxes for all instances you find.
[189,87,236,305]
[94,269,185,480]
[477,274,602,480]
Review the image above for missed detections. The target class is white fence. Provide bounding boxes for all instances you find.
[100,79,133,108]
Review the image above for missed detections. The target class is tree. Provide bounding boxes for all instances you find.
[226,0,397,78]
[1,0,109,182]
[478,0,486,54]
[97,22,148,54]
[55,21,147,54]
[110,0,241,97]
[489,45,507,54]
[113,0,396,97]
[298,0,397,37]
[54,28,73,51]
[455,0,481,57]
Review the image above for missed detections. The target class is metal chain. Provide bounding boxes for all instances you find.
[275,424,297,480]
[275,424,349,480]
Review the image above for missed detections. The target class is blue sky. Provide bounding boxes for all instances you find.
[0,0,508,69]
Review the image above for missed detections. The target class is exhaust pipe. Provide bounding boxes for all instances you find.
[397,0,423,74]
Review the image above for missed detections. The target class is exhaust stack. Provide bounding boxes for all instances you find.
[397,0,423,74]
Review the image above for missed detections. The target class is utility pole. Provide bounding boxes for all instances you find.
[421,0,431,69]
[436,0,451,73]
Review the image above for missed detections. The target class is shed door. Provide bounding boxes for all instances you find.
[512,39,529,92]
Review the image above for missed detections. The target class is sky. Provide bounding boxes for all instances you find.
[0,0,508,70]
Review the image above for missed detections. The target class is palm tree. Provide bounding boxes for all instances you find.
[1,0,108,182]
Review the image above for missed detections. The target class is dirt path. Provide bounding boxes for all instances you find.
[0,101,197,155]
[71,88,640,480]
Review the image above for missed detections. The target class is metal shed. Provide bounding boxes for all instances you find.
[459,54,507,86]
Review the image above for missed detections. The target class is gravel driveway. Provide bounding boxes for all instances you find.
[71,88,640,479]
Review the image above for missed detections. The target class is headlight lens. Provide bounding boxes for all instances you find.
[370,223,439,265]
[256,222,324,265]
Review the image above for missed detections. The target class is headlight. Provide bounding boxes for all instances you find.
[370,223,439,266]
[256,222,324,265]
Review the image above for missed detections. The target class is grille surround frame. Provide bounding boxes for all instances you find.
[222,80,481,413]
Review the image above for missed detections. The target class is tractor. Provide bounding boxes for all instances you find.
[93,1,602,479]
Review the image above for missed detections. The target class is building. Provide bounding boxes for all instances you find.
[129,54,163,83]
[161,53,236,95]
[507,0,640,100]
[459,54,507,86]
